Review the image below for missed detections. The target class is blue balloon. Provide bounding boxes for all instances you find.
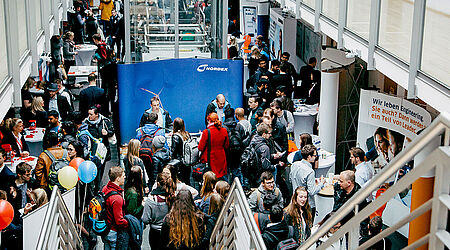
[78,160,98,183]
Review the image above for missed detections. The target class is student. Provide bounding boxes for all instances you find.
[101,166,129,249]
[142,172,175,250]
[160,190,211,249]
[197,171,217,214]
[261,205,289,250]
[283,186,313,244]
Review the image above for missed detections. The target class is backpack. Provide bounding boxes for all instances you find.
[89,191,120,236]
[77,130,108,164]
[139,128,162,161]
[276,238,299,250]
[240,143,264,185]
[227,123,242,153]
[45,149,70,192]
[176,133,199,166]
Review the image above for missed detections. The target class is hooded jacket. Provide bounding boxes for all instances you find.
[248,183,283,213]
[135,123,165,141]
[102,181,129,232]
[151,148,171,187]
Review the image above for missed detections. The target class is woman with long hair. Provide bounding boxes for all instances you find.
[248,46,263,77]
[142,172,176,250]
[214,180,230,200]
[198,113,229,180]
[284,186,313,244]
[67,141,85,160]
[155,164,199,198]
[4,118,29,157]
[29,96,48,127]
[125,139,148,188]
[171,117,191,185]
[198,171,217,214]
[160,190,209,250]
[63,31,77,73]
[124,166,144,218]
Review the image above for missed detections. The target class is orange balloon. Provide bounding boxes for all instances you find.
[69,157,85,171]
[0,200,14,230]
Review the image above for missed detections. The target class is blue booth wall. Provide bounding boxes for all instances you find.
[118,58,244,142]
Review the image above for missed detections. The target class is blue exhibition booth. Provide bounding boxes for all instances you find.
[118,58,244,142]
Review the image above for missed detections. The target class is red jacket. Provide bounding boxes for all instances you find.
[198,124,229,178]
[102,181,129,232]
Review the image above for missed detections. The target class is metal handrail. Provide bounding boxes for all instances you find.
[210,177,267,249]
[36,188,83,250]
[300,112,450,249]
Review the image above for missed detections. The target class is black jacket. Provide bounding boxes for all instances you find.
[247,135,276,187]
[43,92,73,121]
[205,100,231,126]
[297,65,315,99]
[271,120,288,153]
[79,85,106,117]
[150,148,171,187]
[171,133,185,161]
[272,74,293,97]
[139,108,173,132]
[3,131,29,156]
[223,119,246,169]
[262,220,290,250]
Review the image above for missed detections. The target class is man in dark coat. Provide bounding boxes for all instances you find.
[205,94,232,125]
[79,73,106,117]
[297,57,317,99]
[272,62,293,98]
[43,83,73,121]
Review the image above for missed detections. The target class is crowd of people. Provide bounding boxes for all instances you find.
[0,9,396,248]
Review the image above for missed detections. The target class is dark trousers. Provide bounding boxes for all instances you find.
[149,227,162,250]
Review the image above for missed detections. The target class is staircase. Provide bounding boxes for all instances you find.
[36,188,83,250]
[211,112,450,250]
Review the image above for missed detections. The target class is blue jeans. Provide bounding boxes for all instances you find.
[102,230,117,250]
[228,166,243,185]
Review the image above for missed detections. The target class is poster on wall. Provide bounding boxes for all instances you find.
[243,6,257,37]
[268,16,282,60]
[357,89,432,194]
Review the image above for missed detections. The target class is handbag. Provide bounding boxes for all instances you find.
[192,129,211,181]
[103,119,117,145]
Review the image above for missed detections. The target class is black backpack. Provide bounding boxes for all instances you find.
[138,128,162,161]
[240,143,263,185]
[276,238,299,250]
[227,123,242,154]
[89,191,120,236]
[45,149,70,192]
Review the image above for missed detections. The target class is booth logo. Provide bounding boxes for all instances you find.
[197,64,228,72]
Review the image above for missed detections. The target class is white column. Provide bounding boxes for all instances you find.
[318,71,339,160]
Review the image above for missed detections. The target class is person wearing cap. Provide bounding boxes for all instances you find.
[43,82,73,121]
[150,135,170,188]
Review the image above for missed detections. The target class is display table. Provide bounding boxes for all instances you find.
[292,104,318,146]
[5,156,38,173]
[67,66,98,85]
[28,86,45,96]
[287,149,335,178]
[24,128,45,157]
[75,44,97,66]
[314,181,334,224]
